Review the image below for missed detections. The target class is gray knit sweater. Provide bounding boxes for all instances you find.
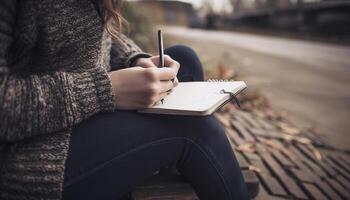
[0,0,148,199]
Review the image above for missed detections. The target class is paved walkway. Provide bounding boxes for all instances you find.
[133,106,350,200]
[164,26,350,149]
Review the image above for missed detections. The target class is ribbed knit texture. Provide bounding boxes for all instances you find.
[0,0,145,199]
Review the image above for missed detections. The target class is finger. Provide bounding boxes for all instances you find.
[164,55,180,72]
[173,78,179,87]
[137,58,157,68]
[147,92,170,107]
[158,80,176,93]
[157,91,171,102]
[156,67,177,81]
[150,55,180,71]
[169,78,179,87]
[150,56,162,67]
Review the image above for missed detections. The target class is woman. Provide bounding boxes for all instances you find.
[0,0,249,199]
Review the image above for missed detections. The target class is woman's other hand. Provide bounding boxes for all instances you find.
[109,66,177,110]
[135,55,180,85]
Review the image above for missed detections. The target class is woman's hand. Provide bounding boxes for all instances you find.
[109,66,178,110]
[135,55,180,85]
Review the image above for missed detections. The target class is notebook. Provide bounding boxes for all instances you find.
[139,81,247,116]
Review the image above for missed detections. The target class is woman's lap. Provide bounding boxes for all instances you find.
[63,112,248,200]
[63,45,249,200]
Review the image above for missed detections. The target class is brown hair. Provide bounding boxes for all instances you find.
[102,0,127,40]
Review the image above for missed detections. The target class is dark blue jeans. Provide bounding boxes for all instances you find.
[63,45,249,200]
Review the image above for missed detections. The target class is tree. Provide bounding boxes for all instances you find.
[229,0,242,14]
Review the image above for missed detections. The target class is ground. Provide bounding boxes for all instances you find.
[163,26,350,150]
[132,107,350,200]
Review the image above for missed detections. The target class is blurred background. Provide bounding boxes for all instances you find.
[122,0,350,150]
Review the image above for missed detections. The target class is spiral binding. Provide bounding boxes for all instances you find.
[207,79,235,82]
[207,79,241,108]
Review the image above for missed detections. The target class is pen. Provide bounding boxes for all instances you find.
[158,30,165,104]
[158,30,164,68]
[158,30,175,82]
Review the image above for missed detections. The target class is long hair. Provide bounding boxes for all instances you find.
[102,0,127,40]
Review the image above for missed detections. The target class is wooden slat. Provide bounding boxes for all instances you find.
[247,155,273,176]
[235,152,250,169]
[242,170,260,199]
[324,156,350,180]
[264,140,303,169]
[337,176,350,192]
[302,131,325,147]
[302,183,328,200]
[289,168,315,183]
[316,179,342,200]
[272,150,296,168]
[235,111,263,129]
[338,154,350,167]
[257,145,308,199]
[328,178,350,199]
[254,182,287,200]
[243,150,289,197]
[277,144,305,169]
[329,155,350,174]
[260,174,289,197]
[296,143,319,163]
[288,159,341,200]
[226,131,237,148]
[257,125,348,200]
[230,112,251,128]
[255,117,277,130]
[249,128,283,139]
[290,146,328,178]
[231,119,255,142]
[318,161,338,177]
[288,163,341,200]
[310,153,338,177]
[244,152,261,162]
[296,144,339,179]
[226,129,246,146]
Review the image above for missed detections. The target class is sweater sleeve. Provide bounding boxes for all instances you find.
[110,33,152,70]
[0,0,115,142]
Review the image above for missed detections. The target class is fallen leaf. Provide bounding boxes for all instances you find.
[282,135,312,145]
[248,165,263,174]
[277,122,301,135]
[236,142,256,153]
[280,135,322,161]
[307,144,323,161]
[262,139,290,156]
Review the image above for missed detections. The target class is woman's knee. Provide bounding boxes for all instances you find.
[165,45,204,81]
[166,45,197,59]
[176,116,228,147]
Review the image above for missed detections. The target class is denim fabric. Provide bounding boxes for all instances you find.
[63,45,249,200]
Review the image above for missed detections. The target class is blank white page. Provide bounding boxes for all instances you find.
[140,81,246,115]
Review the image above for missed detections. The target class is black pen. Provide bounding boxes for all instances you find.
[158,30,164,68]
[158,30,165,104]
